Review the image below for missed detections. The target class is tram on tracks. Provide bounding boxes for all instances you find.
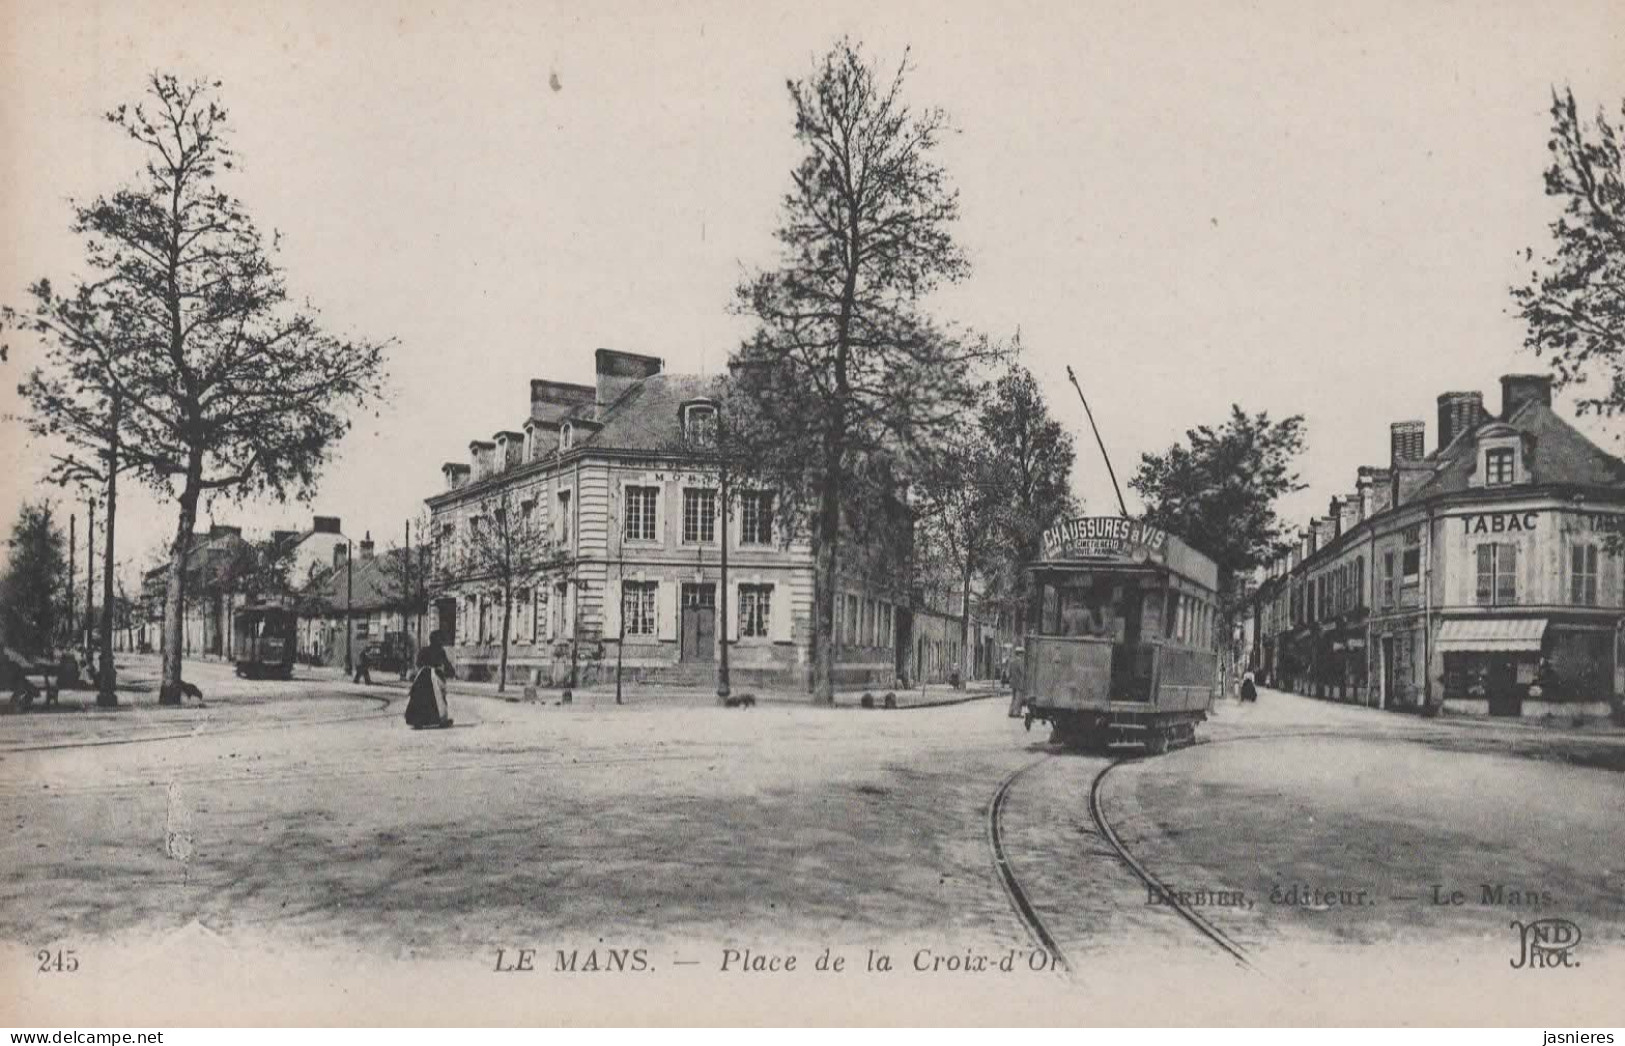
[1019,516,1221,754]
[232,602,297,680]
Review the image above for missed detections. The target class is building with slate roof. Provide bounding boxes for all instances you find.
[424,348,994,689]
[1249,373,1625,719]
[139,515,352,660]
[295,537,424,670]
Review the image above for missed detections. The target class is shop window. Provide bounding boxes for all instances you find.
[1571,544,1599,605]
[1475,543,1518,606]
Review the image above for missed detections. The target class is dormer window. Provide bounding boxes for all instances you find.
[683,403,718,446]
[559,422,574,452]
[1485,447,1514,486]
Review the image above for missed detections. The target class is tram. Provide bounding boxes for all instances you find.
[1019,516,1221,754]
[232,602,297,680]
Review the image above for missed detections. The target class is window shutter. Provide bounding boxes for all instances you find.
[657,580,678,640]
[604,578,622,640]
[770,583,791,643]
[728,582,741,642]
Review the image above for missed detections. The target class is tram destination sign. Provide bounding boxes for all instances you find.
[1042,516,1170,562]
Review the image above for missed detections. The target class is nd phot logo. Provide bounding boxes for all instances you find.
[1509,918,1582,969]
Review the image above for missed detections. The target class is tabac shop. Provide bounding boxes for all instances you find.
[1437,508,1622,717]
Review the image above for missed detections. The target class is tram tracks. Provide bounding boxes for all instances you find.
[0,692,397,755]
[984,723,1501,979]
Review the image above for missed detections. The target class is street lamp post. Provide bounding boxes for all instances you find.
[345,540,354,676]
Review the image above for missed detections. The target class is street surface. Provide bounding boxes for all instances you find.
[2,655,1621,1024]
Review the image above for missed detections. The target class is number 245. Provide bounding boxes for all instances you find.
[37,949,78,973]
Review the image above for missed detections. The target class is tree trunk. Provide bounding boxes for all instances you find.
[811,467,841,704]
[498,588,511,693]
[958,558,972,688]
[160,454,203,705]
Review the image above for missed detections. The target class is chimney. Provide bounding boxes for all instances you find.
[312,516,342,535]
[1358,466,1393,517]
[1328,498,1343,538]
[594,349,663,415]
[529,379,598,422]
[1437,391,1485,451]
[1500,374,1553,419]
[1390,420,1425,465]
[359,531,374,561]
[1339,496,1360,534]
[333,543,348,570]
[442,462,471,491]
[469,440,496,479]
[1308,520,1322,554]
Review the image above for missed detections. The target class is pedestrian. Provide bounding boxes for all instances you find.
[1007,645,1027,719]
[1240,670,1258,702]
[352,646,373,685]
[405,629,455,729]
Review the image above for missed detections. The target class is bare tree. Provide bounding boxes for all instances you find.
[445,488,570,693]
[731,39,1002,701]
[4,74,391,704]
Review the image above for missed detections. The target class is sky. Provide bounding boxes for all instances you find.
[1,0,1622,586]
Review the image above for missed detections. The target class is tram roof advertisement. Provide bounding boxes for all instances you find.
[1042,516,1169,562]
[1039,516,1219,591]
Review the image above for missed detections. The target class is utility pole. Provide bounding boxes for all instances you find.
[345,540,354,675]
[98,393,122,706]
[67,514,76,653]
[716,441,731,701]
[85,497,96,660]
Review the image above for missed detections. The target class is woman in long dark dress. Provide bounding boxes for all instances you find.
[405,630,456,728]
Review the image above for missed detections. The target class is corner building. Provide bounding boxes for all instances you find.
[424,349,991,689]
[1251,374,1625,719]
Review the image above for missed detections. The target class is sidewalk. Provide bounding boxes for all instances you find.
[413,673,1010,710]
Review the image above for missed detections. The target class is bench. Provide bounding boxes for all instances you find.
[2,647,62,711]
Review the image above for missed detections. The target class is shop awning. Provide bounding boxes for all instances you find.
[1436,618,1548,653]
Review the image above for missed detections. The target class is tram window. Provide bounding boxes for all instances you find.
[1039,574,1137,640]
[1140,589,1166,636]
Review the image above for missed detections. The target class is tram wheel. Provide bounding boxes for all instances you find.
[1144,729,1170,756]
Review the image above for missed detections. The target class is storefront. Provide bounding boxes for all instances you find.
[1438,618,1546,717]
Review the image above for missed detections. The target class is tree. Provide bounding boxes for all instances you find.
[730,39,1000,701]
[6,273,138,704]
[378,516,435,651]
[915,427,1001,686]
[1129,406,1308,612]
[0,502,68,658]
[977,361,1078,636]
[214,535,298,603]
[1512,89,1625,416]
[3,75,390,704]
[446,488,570,693]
